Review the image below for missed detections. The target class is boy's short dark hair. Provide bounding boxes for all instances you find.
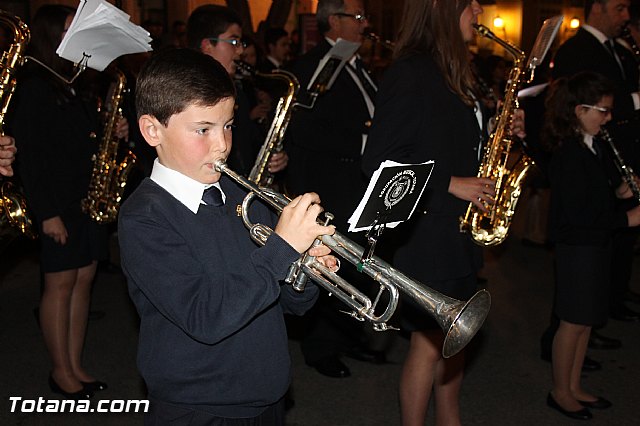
[187,5,242,50]
[135,48,236,126]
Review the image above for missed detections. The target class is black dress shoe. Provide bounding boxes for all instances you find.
[588,330,622,350]
[610,305,640,322]
[49,375,93,400]
[546,393,592,420]
[578,396,612,409]
[344,347,387,364]
[310,356,351,378]
[81,380,108,392]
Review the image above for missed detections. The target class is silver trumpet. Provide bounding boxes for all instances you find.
[215,161,491,358]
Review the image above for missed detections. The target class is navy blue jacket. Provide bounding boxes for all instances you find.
[549,138,628,245]
[118,175,318,417]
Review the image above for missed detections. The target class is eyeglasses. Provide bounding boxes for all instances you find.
[580,104,612,114]
[208,38,247,48]
[333,12,369,23]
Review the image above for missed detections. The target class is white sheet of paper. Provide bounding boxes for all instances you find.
[307,38,361,92]
[517,82,549,98]
[57,0,152,71]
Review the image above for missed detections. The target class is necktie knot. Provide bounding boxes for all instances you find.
[202,186,224,206]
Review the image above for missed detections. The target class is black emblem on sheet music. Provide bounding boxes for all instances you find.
[348,161,434,233]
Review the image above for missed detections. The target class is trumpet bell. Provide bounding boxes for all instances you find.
[441,289,491,358]
[215,160,491,359]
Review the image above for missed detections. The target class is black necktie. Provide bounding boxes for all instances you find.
[351,58,377,101]
[605,39,626,78]
[202,186,224,206]
[592,139,603,160]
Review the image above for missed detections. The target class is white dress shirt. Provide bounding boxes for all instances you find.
[150,158,225,214]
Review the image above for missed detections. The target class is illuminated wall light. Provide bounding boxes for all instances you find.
[569,17,580,29]
[493,16,505,29]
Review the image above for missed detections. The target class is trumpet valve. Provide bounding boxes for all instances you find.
[322,212,334,226]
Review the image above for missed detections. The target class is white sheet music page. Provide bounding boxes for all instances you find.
[56,0,152,71]
[307,38,360,92]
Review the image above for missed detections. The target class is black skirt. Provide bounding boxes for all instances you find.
[39,201,108,273]
[553,242,611,326]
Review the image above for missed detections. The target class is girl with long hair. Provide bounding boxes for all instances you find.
[362,1,525,424]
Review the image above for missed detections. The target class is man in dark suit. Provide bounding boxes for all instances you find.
[286,0,383,378]
[542,0,640,358]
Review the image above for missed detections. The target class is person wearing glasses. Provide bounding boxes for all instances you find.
[187,5,287,178]
[555,0,640,325]
[542,71,640,420]
[540,0,640,370]
[286,0,386,379]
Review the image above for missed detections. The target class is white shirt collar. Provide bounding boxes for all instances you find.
[150,158,225,214]
[582,24,609,45]
[582,132,597,155]
[325,36,337,46]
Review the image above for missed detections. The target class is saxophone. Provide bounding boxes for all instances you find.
[600,128,640,203]
[0,11,36,239]
[81,68,136,223]
[235,60,300,187]
[459,24,533,246]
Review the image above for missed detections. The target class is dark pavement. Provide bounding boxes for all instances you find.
[2,233,640,425]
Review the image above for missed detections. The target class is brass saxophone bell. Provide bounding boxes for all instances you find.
[0,180,37,239]
[0,11,37,240]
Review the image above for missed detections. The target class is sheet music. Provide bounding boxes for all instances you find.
[307,38,360,92]
[348,160,434,232]
[518,82,549,98]
[57,0,152,71]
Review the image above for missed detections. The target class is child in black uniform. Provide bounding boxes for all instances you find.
[543,71,640,420]
[118,48,337,425]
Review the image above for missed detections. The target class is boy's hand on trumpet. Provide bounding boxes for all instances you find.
[275,192,339,271]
